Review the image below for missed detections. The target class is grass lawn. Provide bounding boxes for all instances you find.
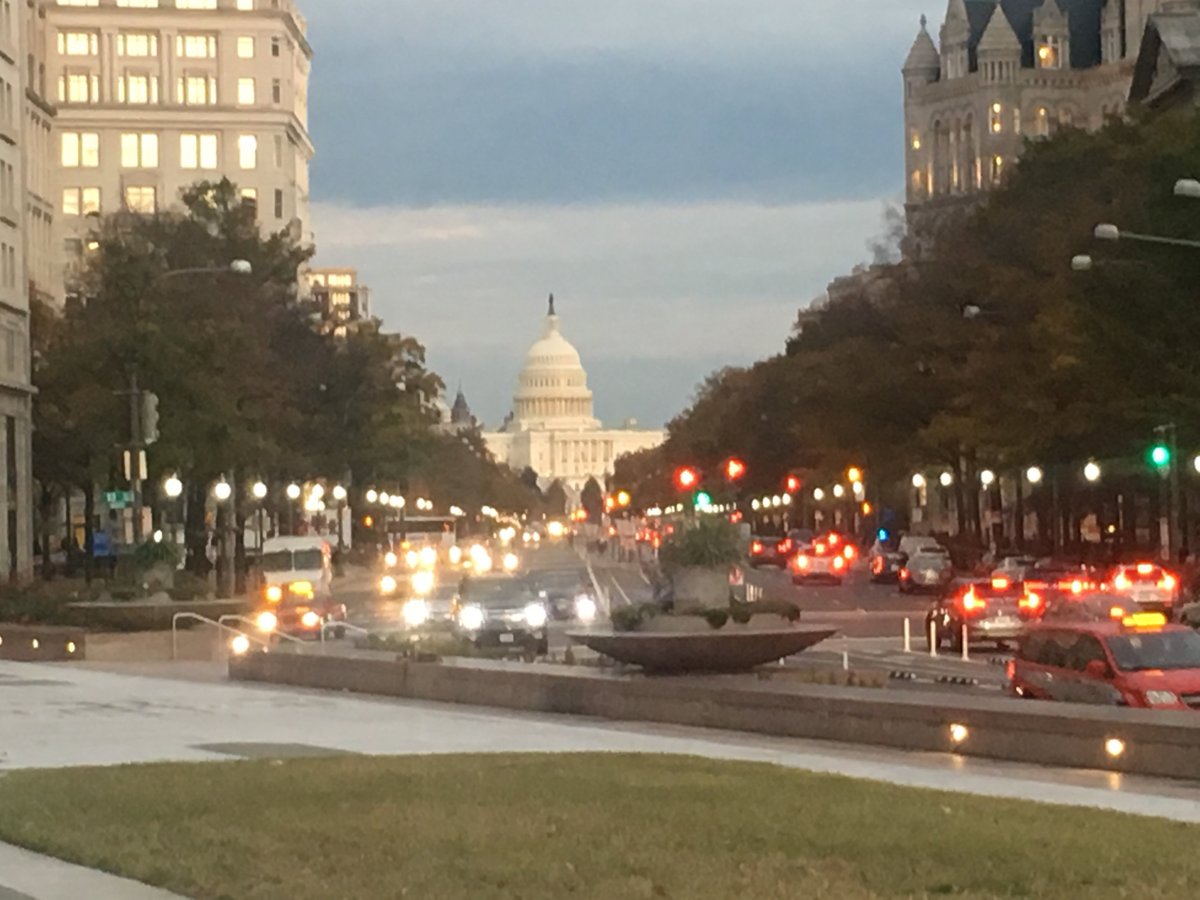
[0,753,1197,899]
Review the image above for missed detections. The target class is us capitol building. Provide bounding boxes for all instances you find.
[480,297,664,496]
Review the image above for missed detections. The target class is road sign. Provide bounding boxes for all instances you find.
[104,490,133,508]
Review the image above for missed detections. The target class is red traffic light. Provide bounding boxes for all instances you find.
[785,475,802,494]
[724,458,747,482]
[674,466,699,491]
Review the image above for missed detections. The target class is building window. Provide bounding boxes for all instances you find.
[57,31,98,56]
[1060,107,1074,127]
[272,79,281,103]
[274,188,283,219]
[989,102,1003,134]
[237,0,254,9]
[271,37,280,57]
[177,75,217,105]
[120,132,159,168]
[61,132,100,167]
[910,131,921,151]
[1034,106,1049,137]
[180,132,218,169]
[237,36,255,58]
[118,72,158,104]
[1037,36,1062,70]
[274,134,283,167]
[124,186,156,214]
[117,0,159,6]
[58,72,100,104]
[240,187,257,213]
[175,0,216,9]
[991,154,1004,184]
[238,134,257,169]
[177,34,217,58]
[237,78,255,105]
[62,187,100,216]
[55,0,99,6]
[118,33,158,57]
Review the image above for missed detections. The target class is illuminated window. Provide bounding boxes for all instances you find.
[910,131,921,151]
[57,31,98,56]
[237,0,254,9]
[124,186,157,214]
[990,102,1003,134]
[117,73,158,104]
[55,0,98,6]
[238,134,257,169]
[176,0,216,9]
[117,0,159,6]
[177,75,217,104]
[991,155,1004,183]
[120,132,158,168]
[241,187,257,203]
[237,36,255,58]
[177,35,216,58]
[58,73,100,103]
[118,33,158,57]
[1037,36,1062,70]
[237,78,255,105]
[180,133,218,169]
[1035,106,1049,137]
[274,188,283,219]
[62,187,100,216]
[61,132,99,167]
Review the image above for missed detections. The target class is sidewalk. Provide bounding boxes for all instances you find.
[0,841,186,900]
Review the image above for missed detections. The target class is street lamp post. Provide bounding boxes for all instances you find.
[285,483,301,535]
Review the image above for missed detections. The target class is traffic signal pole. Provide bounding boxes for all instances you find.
[127,370,144,545]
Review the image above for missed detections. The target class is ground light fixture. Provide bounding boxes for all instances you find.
[1084,461,1102,483]
[1105,737,1126,759]
[948,723,969,745]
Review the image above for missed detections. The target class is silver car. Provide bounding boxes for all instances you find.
[900,550,954,593]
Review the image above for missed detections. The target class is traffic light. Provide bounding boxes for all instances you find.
[723,457,747,482]
[694,491,713,510]
[847,466,863,483]
[1150,443,1171,469]
[616,490,632,507]
[785,475,801,494]
[674,466,699,491]
[141,391,160,445]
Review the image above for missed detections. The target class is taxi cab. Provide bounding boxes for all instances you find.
[1009,611,1200,710]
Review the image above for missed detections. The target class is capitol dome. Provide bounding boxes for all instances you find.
[510,295,600,432]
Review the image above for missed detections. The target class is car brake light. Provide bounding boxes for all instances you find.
[1071,580,1084,594]
[1113,573,1131,591]
[751,541,764,554]
[991,576,1009,590]
[843,545,856,561]
[962,591,985,612]
[1136,563,1155,576]
[1005,659,1015,680]
[1019,593,1041,612]
[1160,574,1177,590]
[899,569,909,580]
[829,534,840,547]
[796,555,809,570]
[833,556,846,571]
[778,539,793,553]
[814,543,826,554]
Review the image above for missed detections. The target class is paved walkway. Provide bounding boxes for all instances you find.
[3,659,1200,898]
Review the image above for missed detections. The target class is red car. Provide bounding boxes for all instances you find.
[1009,612,1200,710]
[253,594,347,641]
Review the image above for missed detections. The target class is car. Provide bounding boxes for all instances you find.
[454,575,550,657]
[1041,591,1138,624]
[529,568,598,622]
[748,536,792,569]
[253,596,347,641]
[398,582,461,630]
[868,545,906,583]
[1009,612,1200,710]
[1021,559,1098,612]
[925,576,1042,651]
[899,549,954,594]
[991,555,1038,582]
[790,537,848,585]
[1106,562,1181,615]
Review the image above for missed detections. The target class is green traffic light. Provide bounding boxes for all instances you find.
[1151,444,1171,468]
[694,491,713,509]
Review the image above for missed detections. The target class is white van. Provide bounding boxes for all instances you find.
[259,536,333,602]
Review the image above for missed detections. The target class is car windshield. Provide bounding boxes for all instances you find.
[910,554,947,565]
[1107,631,1200,671]
[1119,566,1163,583]
[260,549,323,572]
[462,578,536,609]
[535,571,587,592]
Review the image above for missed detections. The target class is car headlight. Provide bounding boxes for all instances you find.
[384,551,398,568]
[1144,690,1180,706]
[301,610,321,629]
[503,553,519,572]
[448,546,463,565]
[420,546,438,568]
[411,569,435,596]
[255,611,278,633]
[265,585,282,603]
[458,604,485,631]
[574,595,597,623]
[524,603,548,628]
[380,575,398,595]
[405,550,419,568]
[403,599,430,628]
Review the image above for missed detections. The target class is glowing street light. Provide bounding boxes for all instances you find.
[286,483,301,501]
[1026,466,1044,485]
[213,479,232,502]
[366,489,379,504]
[980,469,996,487]
[847,467,863,483]
[911,473,926,489]
[332,485,348,502]
[832,485,846,499]
[251,481,268,500]
[1084,461,1102,483]
[939,472,953,488]
[310,484,325,501]
[813,488,826,502]
[163,475,183,498]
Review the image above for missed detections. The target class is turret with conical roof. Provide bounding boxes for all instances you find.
[940,0,972,79]
[977,2,1022,82]
[903,14,941,79]
[1032,0,1070,69]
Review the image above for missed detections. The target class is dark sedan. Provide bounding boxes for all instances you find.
[454,575,549,657]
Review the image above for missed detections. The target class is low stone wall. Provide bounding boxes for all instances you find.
[229,652,1200,781]
[0,624,86,661]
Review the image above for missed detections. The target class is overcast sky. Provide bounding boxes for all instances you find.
[304,0,932,426]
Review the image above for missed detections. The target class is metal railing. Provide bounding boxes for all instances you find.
[171,611,271,661]
[218,614,308,649]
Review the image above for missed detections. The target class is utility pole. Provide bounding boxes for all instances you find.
[127,370,144,545]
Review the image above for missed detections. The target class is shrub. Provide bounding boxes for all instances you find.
[167,571,211,602]
[659,518,743,570]
[702,608,729,630]
[131,539,183,571]
[755,599,802,622]
[611,604,647,632]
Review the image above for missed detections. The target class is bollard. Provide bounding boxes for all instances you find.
[961,624,969,661]
[903,617,911,653]
[929,619,938,657]
[842,634,850,672]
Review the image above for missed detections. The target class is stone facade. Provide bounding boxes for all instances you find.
[482,298,664,495]
[902,0,1174,244]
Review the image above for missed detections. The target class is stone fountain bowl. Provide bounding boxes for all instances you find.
[566,627,837,674]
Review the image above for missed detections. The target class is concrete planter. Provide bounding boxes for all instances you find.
[670,566,732,609]
[567,627,836,673]
[642,613,797,634]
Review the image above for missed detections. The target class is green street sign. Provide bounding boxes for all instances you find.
[104,490,134,508]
